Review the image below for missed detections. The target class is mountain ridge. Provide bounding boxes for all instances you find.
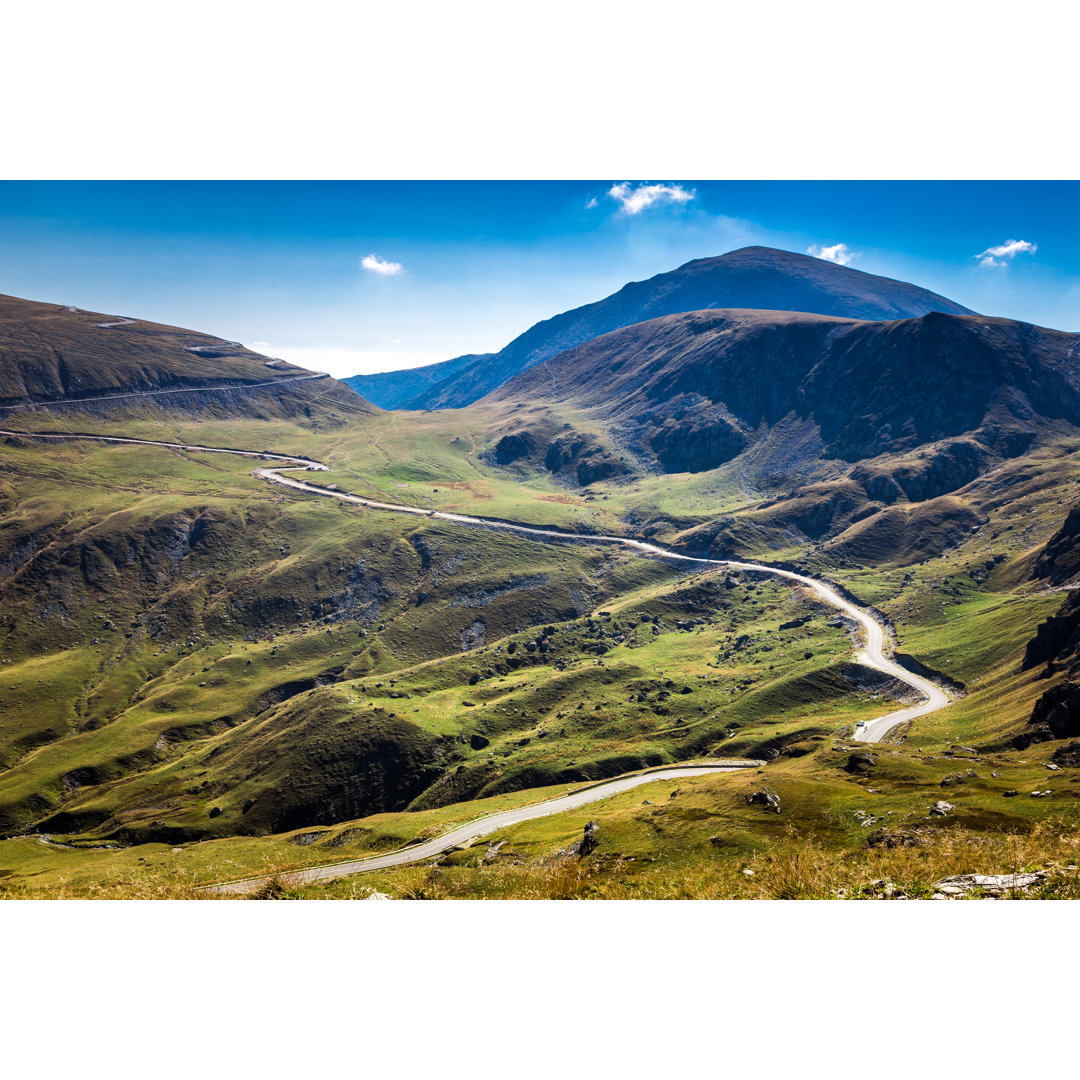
[0,292,370,419]
[482,306,1080,499]
[397,246,978,410]
[344,352,493,410]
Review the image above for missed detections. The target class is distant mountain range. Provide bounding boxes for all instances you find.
[344,353,492,410]
[348,246,978,410]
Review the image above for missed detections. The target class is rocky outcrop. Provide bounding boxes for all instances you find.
[1023,681,1080,744]
[494,431,537,464]
[746,790,781,813]
[1023,591,1080,672]
[1033,504,1080,586]
[460,619,487,650]
[491,421,628,486]
[852,440,990,505]
[845,752,876,773]
[1049,742,1080,767]
[543,432,627,485]
[1016,592,1080,745]
[933,872,1045,897]
[890,440,990,502]
[647,408,748,473]
[570,821,599,857]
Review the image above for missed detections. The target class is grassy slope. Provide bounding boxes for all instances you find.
[0,293,313,403]
[6,736,1080,899]
[2,429,894,847]
[3,391,1080,896]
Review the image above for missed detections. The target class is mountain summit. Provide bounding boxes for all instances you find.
[485,306,1076,480]
[394,246,976,410]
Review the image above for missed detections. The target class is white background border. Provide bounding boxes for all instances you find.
[3,1,1078,1073]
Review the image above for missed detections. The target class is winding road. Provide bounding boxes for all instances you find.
[0,373,328,413]
[210,762,759,894]
[254,460,951,745]
[2,426,953,891]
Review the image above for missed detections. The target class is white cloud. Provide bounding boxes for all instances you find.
[807,242,856,266]
[608,182,695,215]
[585,196,598,210]
[975,238,1037,268]
[360,253,405,276]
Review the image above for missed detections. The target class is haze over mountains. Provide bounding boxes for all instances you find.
[348,246,978,410]
[344,352,492,410]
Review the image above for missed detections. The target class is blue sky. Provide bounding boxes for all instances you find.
[0,181,1076,377]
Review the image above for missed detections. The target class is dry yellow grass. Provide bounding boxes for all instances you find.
[276,821,1080,900]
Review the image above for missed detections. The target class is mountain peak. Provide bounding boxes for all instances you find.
[400,245,976,410]
[485,306,1079,480]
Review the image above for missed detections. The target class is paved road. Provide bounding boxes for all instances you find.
[0,372,328,413]
[2,427,953,890]
[258,465,951,744]
[207,761,758,894]
[0,427,329,469]
[1,425,951,743]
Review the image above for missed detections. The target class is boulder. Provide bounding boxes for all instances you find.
[844,752,876,774]
[746,790,781,813]
[1051,741,1080,767]
[934,872,1045,897]
[571,820,599,857]
[930,800,955,816]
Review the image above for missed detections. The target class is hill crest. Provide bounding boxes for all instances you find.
[399,246,977,410]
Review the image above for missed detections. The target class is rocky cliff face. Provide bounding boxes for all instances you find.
[1017,590,1080,745]
[1032,504,1080,586]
